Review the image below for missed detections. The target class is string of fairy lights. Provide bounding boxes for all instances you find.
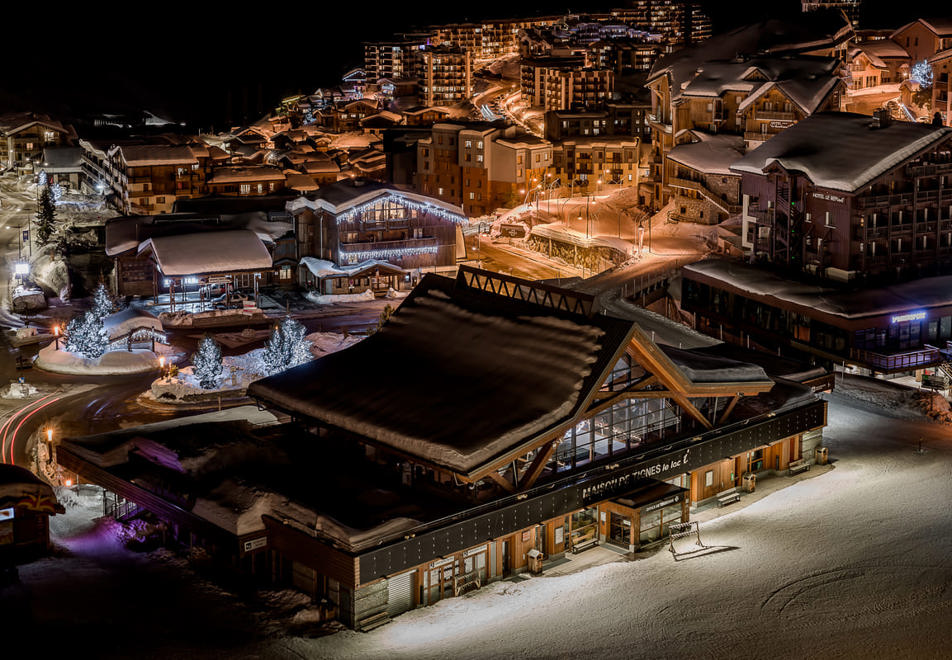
[334,192,467,225]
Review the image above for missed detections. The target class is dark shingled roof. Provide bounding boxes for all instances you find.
[249,272,635,474]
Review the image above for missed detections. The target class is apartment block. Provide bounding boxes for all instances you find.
[521,57,615,112]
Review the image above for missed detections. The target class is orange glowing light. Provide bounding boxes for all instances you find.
[46,428,52,443]
[53,325,60,336]
[65,479,72,487]
[158,356,166,368]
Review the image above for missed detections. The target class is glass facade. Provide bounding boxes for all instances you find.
[554,394,682,471]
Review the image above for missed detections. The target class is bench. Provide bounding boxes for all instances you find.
[571,529,599,554]
[788,458,811,475]
[716,487,741,507]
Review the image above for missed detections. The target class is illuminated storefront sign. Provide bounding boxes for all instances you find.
[891,311,926,323]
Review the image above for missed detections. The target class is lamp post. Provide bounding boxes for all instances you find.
[158,355,166,379]
[53,324,60,350]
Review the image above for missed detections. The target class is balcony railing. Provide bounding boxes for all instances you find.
[339,237,438,253]
[850,345,940,372]
[668,176,741,214]
[756,110,796,121]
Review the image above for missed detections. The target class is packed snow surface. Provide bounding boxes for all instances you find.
[34,344,174,375]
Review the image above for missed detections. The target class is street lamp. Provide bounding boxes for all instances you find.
[53,324,60,350]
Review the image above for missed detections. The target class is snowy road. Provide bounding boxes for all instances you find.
[287,394,952,659]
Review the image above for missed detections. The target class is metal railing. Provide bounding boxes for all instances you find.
[849,345,940,372]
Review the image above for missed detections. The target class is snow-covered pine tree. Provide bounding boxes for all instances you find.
[284,317,312,368]
[193,335,223,389]
[91,283,113,319]
[262,317,312,375]
[65,310,108,359]
[35,186,57,246]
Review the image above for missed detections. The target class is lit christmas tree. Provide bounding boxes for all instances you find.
[263,317,312,375]
[193,335,223,389]
[91,283,114,320]
[65,311,108,359]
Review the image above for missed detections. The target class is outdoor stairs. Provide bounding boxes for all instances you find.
[937,347,952,381]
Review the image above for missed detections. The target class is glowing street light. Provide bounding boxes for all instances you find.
[53,324,60,350]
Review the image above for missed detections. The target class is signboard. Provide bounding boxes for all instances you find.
[812,192,845,204]
[891,311,926,324]
[554,526,564,545]
[243,536,267,552]
[581,448,693,504]
[643,494,683,513]
[22,230,29,243]
[0,507,14,522]
[499,223,527,238]
[769,120,794,129]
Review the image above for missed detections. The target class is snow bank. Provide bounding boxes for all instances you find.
[306,332,364,357]
[305,289,375,305]
[149,366,248,402]
[11,286,46,312]
[35,343,172,375]
[1,382,39,399]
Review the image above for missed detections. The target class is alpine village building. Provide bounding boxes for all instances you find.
[682,112,952,375]
[57,267,828,630]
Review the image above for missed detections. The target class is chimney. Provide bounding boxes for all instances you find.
[870,108,892,129]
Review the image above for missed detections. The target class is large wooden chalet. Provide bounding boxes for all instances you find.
[57,268,827,629]
[288,178,467,292]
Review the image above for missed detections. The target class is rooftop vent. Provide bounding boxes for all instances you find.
[869,108,892,129]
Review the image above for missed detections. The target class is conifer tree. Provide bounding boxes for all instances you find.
[263,317,312,375]
[35,186,57,246]
[91,283,113,319]
[65,310,108,359]
[193,335,223,389]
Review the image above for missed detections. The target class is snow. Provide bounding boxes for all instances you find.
[35,343,178,376]
[305,331,364,357]
[1,382,39,399]
[148,366,246,402]
[138,229,273,277]
[250,280,613,474]
[731,112,952,193]
[667,133,745,176]
[103,307,163,340]
[685,258,952,320]
[305,289,376,304]
[300,256,405,279]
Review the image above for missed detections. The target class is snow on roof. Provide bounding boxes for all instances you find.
[119,144,198,167]
[920,17,952,37]
[667,133,745,176]
[284,172,319,191]
[649,17,848,101]
[300,257,405,279]
[661,345,769,383]
[851,40,909,67]
[138,229,272,277]
[685,258,952,320]
[731,112,952,192]
[289,178,466,221]
[104,307,163,340]
[249,273,632,474]
[207,167,286,184]
[0,463,60,511]
[40,146,83,171]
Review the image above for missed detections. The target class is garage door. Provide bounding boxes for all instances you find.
[387,569,416,617]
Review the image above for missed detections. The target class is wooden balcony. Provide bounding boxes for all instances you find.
[756,110,796,121]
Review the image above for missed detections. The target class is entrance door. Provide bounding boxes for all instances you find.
[501,540,511,577]
[609,512,631,548]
